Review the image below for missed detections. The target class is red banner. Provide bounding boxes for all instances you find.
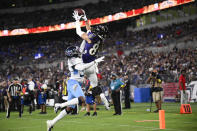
[162,83,179,98]
[0,0,194,37]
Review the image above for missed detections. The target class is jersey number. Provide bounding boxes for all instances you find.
[89,44,99,55]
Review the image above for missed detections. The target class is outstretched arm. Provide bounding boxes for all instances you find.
[73,11,91,43]
[85,20,91,31]
[75,56,105,71]
[81,9,91,31]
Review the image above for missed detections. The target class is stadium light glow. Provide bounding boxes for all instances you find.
[0,0,194,37]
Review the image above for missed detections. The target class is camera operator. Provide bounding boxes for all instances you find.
[147,70,163,113]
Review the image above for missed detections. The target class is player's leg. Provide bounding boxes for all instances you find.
[47,107,71,131]
[86,67,110,110]
[100,92,110,110]
[54,79,84,112]
[92,85,110,110]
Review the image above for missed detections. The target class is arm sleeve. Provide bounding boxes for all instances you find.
[75,61,95,71]
[76,20,85,37]
[79,40,86,53]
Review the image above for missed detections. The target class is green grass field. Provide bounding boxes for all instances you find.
[0,103,197,131]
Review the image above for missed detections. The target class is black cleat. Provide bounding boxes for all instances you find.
[84,112,90,116]
[92,112,97,116]
[154,109,159,113]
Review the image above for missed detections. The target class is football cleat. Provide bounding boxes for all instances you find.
[46,120,53,131]
[105,104,110,110]
[80,107,86,112]
[84,112,90,116]
[92,112,97,116]
[54,103,61,114]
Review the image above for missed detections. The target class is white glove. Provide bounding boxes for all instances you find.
[72,11,82,21]
[95,56,105,63]
[81,9,88,21]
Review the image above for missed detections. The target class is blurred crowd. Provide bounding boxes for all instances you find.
[1,17,197,66]
[0,0,166,30]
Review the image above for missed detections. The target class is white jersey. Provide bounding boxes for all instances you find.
[28,81,35,91]
[68,57,84,83]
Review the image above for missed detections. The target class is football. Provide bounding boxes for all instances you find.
[74,8,85,16]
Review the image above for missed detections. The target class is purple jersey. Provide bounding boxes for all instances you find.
[82,31,102,63]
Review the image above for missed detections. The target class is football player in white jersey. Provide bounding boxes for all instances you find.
[47,46,105,131]
[72,10,110,110]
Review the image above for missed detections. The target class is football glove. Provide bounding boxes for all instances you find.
[95,56,105,63]
[81,9,87,21]
[72,11,82,21]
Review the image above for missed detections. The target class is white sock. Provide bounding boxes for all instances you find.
[51,109,67,126]
[100,93,109,107]
[60,98,79,108]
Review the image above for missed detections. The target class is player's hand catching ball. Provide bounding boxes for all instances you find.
[72,11,82,21]
[81,9,87,21]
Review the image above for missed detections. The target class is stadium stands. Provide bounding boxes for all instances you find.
[0,0,166,30]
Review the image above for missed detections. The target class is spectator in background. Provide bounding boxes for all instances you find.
[28,76,36,111]
[109,73,125,115]
[123,74,131,109]
[179,69,188,104]
[4,80,10,113]
[21,79,32,114]
[0,80,4,112]
[147,70,163,113]
[36,80,47,114]
[84,76,97,116]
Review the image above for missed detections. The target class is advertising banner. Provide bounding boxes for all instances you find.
[0,0,194,37]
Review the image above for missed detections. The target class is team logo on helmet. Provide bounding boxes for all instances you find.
[65,46,79,58]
